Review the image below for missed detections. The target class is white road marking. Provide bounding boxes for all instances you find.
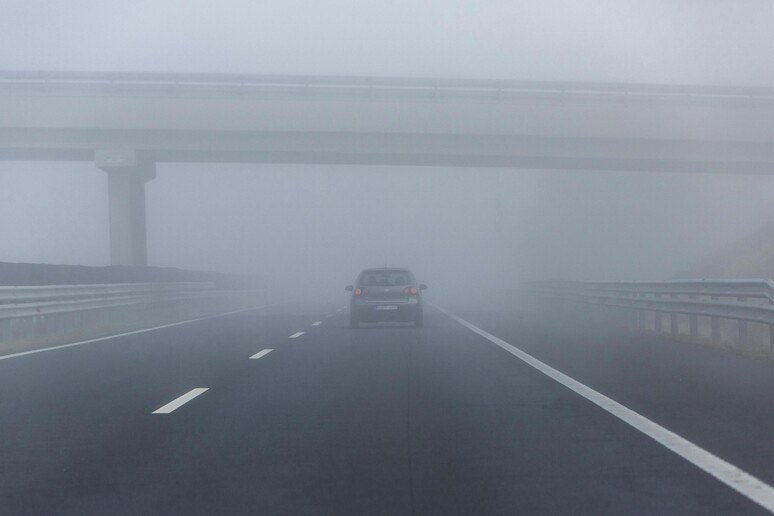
[249,349,273,360]
[336,309,343,312]
[326,314,334,318]
[250,349,274,360]
[312,321,322,326]
[432,304,774,514]
[152,388,209,414]
[0,303,279,362]
[289,332,305,339]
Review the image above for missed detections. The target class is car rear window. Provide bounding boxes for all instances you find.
[358,270,415,286]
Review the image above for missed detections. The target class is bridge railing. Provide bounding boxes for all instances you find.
[3,70,774,102]
[524,279,774,353]
[0,282,265,349]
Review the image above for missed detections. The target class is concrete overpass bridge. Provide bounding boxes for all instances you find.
[2,70,774,266]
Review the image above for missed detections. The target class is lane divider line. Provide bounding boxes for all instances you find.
[152,388,209,414]
[312,321,322,326]
[431,303,774,514]
[249,349,273,360]
[289,332,305,339]
[0,303,281,362]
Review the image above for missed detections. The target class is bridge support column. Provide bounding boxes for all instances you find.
[96,150,156,266]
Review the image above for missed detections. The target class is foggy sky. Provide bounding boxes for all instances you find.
[2,1,774,299]
[2,1,774,85]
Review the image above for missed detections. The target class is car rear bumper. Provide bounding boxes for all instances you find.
[351,300,422,322]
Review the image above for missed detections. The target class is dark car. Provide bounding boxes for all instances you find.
[346,268,427,328]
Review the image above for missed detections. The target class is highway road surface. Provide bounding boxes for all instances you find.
[1,301,774,515]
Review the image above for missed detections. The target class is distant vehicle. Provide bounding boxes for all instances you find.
[346,268,427,328]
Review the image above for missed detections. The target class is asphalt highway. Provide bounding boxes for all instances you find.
[1,302,773,515]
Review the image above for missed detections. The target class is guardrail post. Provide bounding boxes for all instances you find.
[739,321,749,348]
[769,298,774,356]
[688,295,698,337]
[26,316,35,342]
[670,295,678,335]
[654,294,663,333]
[630,292,638,331]
[738,297,748,348]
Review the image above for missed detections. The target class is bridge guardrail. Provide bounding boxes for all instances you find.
[2,71,774,102]
[525,279,774,351]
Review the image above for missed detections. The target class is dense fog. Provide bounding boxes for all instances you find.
[3,1,774,85]
[2,0,774,307]
[3,162,774,306]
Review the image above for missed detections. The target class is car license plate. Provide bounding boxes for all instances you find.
[376,305,398,310]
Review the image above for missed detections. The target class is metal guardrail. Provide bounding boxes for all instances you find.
[0,282,215,320]
[528,279,774,303]
[0,281,269,348]
[525,279,774,347]
[1,70,773,102]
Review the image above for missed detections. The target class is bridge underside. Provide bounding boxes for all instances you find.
[3,129,774,174]
[5,150,774,175]
[4,129,774,266]
[4,72,774,267]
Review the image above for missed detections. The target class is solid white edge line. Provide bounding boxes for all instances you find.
[249,349,273,360]
[0,303,279,362]
[312,321,322,326]
[152,388,209,414]
[430,303,774,514]
[289,332,305,338]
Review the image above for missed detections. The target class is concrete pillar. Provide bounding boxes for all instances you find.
[96,150,156,266]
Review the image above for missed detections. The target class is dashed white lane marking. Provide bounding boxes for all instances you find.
[249,349,273,360]
[312,321,322,326]
[152,388,209,414]
[326,314,334,318]
[289,332,305,339]
[432,304,774,514]
[0,303,279,362]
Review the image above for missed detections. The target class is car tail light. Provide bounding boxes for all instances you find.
[404,286,418,295]
[354,288,368,296]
